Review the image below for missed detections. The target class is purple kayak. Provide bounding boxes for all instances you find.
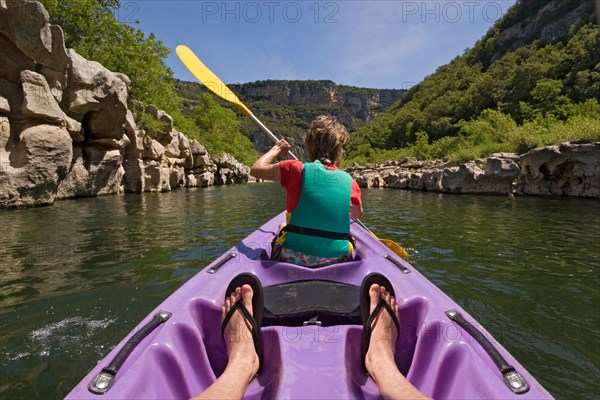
[66,212,552,399]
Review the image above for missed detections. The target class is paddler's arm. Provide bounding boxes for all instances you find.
[250,139,291,182]
[350,202,363,219]
[350,181,363,219]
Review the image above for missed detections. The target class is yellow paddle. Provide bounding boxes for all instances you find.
[175,45,409,260]
[354,219,409,260]
[176,45,297,160]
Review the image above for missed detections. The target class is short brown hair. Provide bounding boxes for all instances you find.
[304,115,349,164]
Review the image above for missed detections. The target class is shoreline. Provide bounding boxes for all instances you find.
[346,141,600,199]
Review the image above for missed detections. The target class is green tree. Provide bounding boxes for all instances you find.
[39,0,180,114]
[193,94,259,165]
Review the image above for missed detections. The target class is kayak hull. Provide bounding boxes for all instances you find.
[66,212,553,399]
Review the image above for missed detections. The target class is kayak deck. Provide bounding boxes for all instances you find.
[66,212,552,399]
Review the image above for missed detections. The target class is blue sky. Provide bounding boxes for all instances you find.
[115,0,517,89]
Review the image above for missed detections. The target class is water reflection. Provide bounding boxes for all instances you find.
[0,184,286,310]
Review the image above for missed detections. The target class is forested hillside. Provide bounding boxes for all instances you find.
[346,0,599,164]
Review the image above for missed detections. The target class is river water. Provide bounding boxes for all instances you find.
[0,184,598,399]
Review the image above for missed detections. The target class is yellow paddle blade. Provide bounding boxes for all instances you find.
[176,45,252,116]
[354,219,409,260]
[380,239,410,261]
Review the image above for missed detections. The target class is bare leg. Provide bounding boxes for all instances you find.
[365,284,431,400]
[191,285,260,400]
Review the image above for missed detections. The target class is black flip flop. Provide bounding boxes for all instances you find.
[360,273,401,374]
[221,273,264,375]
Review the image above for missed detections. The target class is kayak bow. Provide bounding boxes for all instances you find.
[66,213,552,399]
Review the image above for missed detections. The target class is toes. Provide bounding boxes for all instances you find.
[369,283,380,312]
[241,284,254,315]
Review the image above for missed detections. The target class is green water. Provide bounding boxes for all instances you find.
[0,184,598,399]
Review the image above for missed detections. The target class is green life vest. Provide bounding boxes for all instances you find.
[284,160,353,258]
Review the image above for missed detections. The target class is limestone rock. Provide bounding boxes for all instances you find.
[0,79,21,118]
[124,110,137,135]
[441,163,479,193]
[516,142,600,198]
[0,124,72,207]
[211,153,250,185]
[349,142,598,197]
[123,158,145,193]
[169,165,185,188]
[142,136,165,160]
[164,132,180,158]
[479,156,520,194]
[65,115,83,142]
[227,80,404,125]
[423,169,443,191]
[0,33,36,84]
[190,139,207,155]
[57,146,124,198]
[0,0,68,79]
[143,161,171,192]
[0,116,10,160]
[0,96,9,115]
[20,70,65,124]
[65,49,128,139]
[189,171,215,187]
[194,153,213,168]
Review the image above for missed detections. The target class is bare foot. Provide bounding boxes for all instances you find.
[221,284,260,382]
[364,283,399,379]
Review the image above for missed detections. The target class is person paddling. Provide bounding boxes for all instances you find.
[250,115,363,267]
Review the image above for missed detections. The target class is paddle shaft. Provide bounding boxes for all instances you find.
[176,45,298,160]
[249,114,298,160]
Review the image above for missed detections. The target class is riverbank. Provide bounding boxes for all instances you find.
[347,141,600,198]
[0,1,252,209]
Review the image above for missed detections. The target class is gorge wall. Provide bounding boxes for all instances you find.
[229,81,405,122]
[0,0,250,209]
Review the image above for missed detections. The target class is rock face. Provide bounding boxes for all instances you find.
[0,0,251,208]
[230,81,404,122]
[488,0,596,64]
[516,142,600,197]
[348,142,600,198]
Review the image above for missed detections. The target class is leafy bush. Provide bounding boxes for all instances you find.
[138,111,169,133]
[192,94,260,165]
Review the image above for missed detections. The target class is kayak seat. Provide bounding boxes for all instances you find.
[262,280,362,327]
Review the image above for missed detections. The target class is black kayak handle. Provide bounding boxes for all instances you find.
[446,309,529,394]
[89,310,172,394]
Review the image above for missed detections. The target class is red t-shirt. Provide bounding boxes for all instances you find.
[279,160,362,213]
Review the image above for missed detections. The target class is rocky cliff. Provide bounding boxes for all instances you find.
[229,80,404,122]
[487,0,596,63]
[177,80,404,123]
[348,141,600,198]
[0,0,250,209]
